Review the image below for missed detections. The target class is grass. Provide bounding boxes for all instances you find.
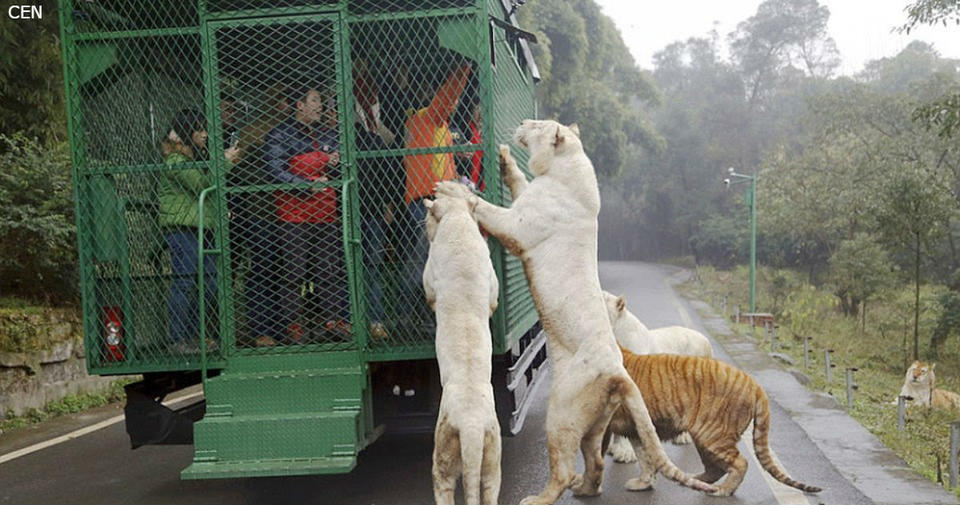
[0,297,49,315]
[681,265,960,496]
[0,379,132,435]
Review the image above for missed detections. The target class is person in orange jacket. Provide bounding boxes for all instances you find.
[401,62,473,327]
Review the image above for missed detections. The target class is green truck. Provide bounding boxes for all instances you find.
[58,0,545,479]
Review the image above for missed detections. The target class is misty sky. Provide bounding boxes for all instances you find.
[593,0,960,75]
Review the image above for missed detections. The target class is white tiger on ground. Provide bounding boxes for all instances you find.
[423,195,502,505]
[602,291,714,462]
[436,122,716,505]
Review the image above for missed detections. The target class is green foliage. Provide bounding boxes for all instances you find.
[914,90,960,138]
[901,0,960,33]
[875,169,953,359]
[689,267,960,490]
[690,215,747,268]
[932,289,960,354]
[900,1,960,142]
[518,0,662,177]
[0,0,66,143]
[729,0,840,101]
[0,134,76,304]
[780,283,837,339]
[829,233,895,316]
[875,169,952,262]
[0,379,131,435]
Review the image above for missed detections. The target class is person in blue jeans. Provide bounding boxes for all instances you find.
[158,109,239,353]
[354,113,402,340]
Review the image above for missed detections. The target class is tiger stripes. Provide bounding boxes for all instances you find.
[607,348,822,496]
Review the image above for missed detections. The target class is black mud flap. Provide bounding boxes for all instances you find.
[124,372,207,449]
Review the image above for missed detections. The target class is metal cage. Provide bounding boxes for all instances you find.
[59,0,542,478]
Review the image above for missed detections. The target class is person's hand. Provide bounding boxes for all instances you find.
[375,124,396,146]
[328,151,340,167]
[384,203,394,225]
[224,142,241,164]
[310,175,330,193]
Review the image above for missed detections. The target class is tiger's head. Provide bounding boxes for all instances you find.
[906,360,936,390]
[513,120,582,176]
[601,290,656,354]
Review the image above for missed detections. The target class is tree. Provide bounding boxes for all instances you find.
[875,169,953,360]
[0,0,66,143]
[728,0,839,110]
[901,0,960,32]
[518,0,663,177]
[828,233,894,329]
[900,1,960,139]
[0,134,75,303]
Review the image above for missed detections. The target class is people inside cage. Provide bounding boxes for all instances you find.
[158,108,239,354]
[228,84,291,348]
[264,84,351,344]
[453,99,484,191]
[400,61,474,328]
[352,55,405,340]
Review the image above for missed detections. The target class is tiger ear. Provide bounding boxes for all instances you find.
[569,123,580,137]
[553,124,564,147]
[932,363,937,371]
[616,296,626,313]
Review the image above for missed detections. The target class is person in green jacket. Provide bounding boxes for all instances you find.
[159,108,238,353]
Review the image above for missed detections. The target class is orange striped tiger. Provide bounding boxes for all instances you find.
[604,349,822,497]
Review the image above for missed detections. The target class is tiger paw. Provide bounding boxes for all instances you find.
[519,494,554,505]
[625,478,654,492]
[673,432,694,445]
[571,482,602,497]
[608,436,638,463]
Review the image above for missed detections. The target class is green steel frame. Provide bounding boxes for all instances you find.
[58,0,539,376]
[59,0,541,479]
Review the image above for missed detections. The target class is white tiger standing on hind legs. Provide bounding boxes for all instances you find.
[435,120,716,505]
[422,195,501,505]
[601,291,713,464]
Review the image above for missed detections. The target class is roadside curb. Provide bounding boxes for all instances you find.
[0,384,203,463]
[672,273,958,505]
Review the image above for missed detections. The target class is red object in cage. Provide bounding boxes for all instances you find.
[103,306,125,362]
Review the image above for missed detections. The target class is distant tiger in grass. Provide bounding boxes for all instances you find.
[604,349,822,497]
[898,361,960,410]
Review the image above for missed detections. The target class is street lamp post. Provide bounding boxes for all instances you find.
[723,168,757,314]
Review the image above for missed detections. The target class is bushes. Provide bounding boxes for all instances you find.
[0,134,76,304]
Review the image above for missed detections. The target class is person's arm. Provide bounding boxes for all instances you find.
[264,127,311,184]
[426,65,471,126]
[164,152,213,193]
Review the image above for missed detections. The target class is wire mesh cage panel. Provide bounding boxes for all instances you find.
[214,16,355,352]
[70,0,199,33]
[60,0,539,374]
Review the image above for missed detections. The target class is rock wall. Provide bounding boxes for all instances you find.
[0,309,127,418]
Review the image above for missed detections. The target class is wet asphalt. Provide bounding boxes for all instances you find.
[0,262,956,504]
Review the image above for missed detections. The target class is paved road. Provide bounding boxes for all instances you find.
[1,262,955,504]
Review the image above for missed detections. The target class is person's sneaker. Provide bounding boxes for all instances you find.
[255,335,277,347]
[327,319,351,334]
[287,323,305,343]
[370,322,388,339]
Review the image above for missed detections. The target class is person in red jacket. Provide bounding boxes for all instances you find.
[263,85,349,344]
